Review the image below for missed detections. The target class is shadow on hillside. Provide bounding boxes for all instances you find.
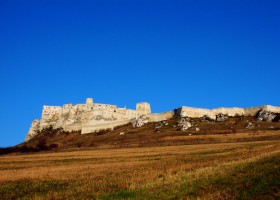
[0,139,58,155]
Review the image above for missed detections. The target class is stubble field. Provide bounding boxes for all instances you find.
[0,130,279,199]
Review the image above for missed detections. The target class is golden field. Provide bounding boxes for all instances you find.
[1,135,280,199]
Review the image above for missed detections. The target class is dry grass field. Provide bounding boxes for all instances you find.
[1,117,280,199]
[0,137,279,199]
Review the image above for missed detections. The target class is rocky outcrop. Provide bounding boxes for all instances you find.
[181,122,192,131]
[200,115,213,123]
[133,115,149,127]
[154,121,169,132]
[177,118,192,131]
[216,113,229,122]
[246,122,255,129]
[273,115,280,122]
[25,119,40,142]
[257,109,277,122]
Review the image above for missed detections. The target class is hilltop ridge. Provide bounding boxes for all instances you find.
[25,98,280,145]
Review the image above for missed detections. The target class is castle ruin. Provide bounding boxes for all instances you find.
[26,98,155,141]
[25,98,280,141]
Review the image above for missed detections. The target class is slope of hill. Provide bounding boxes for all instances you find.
[2,116,278,154]
[1,116,280,199]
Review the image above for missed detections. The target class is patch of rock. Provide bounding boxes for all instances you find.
[216,113,229,122]
[257,109,277,122]
[154,121,169,131]
[177,118,192,131]
[246,122,255,129]
[133,115,149,127]
[200,115,212,123]
[155,121,168,128]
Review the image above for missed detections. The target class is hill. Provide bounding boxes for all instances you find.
[0,115,280,199]
[3,115,280,153]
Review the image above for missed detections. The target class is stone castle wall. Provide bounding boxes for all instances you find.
[25,98,280,142]
[177,107,215,119]
[81,119,132,134]
[147,112,174,122]
[177,105,280,119]
[25,99,153,141]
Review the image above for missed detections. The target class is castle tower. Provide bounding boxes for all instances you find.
[86,98,93,105]
[136,102,151,115]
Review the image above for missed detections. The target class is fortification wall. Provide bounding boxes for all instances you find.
[148,111,174,122]
[263,105,280,113]
[92,103,117,110]
[244,106,264,116]
[81,119,132,134]
[42,106,62,118]
[178,105,280,119]
[125,109,138,119]
[211,107,245,116]
[178,107,216,119]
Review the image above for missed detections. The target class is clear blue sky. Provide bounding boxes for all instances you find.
[0,0,279,147]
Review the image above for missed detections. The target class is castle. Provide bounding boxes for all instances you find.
[26,98,158,141]
[25,98,280,141]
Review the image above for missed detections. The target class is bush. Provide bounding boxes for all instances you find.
[36,139,48,150]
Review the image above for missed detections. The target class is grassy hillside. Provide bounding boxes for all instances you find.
[0,116,279,199]
[12,116,280,151]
